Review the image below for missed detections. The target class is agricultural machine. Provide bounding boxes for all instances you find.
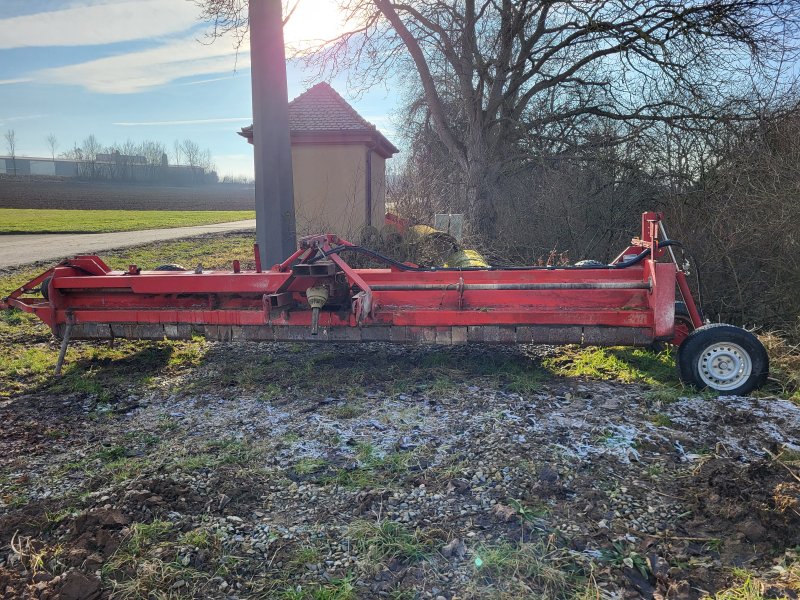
[0,1,768,396]
[1,212,769,395]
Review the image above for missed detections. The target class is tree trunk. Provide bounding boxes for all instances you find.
[466,150,502,240]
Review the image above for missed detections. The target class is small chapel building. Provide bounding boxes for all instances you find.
[239,82,399,237]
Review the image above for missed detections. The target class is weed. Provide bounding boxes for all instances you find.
[430,376,459,394]
[434,459,469,482]
[280,576,355,600]
[94,445,128,462]
[710,568,766,599]
[288,546,322,570]
[348,519,432,564]
[123,430,160,447]
[777,447,800,464]
[601,540,651,579]
[172,439,259,472]
[332,402,364,419]
[44,428,68,440]
[472,540,585,598]
[282,432,301,444]
[508,498,550,523]
[179,527,216,550]
[759,333,800,402]
[10,533,63,575]
[155,414,179,432]
[294,457,328,475]
[703,538,724,553]
[648,413,674,427]
[327,446,416,489]
[260,383,283,401]
[104,520,172,574]
[644,386,686,404]
[4,493,30,509]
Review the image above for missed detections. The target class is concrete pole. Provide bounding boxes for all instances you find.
[249,0,296,268]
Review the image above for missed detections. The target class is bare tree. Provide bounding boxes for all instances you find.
[180,138,202,175]
[172,139,182,166]
[4,129,16,176]
[195,0,800,236]
[79,134,102,179]
[46,133,58,161]
[192,0,299,48]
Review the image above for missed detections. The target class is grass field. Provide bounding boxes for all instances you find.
[1,232,799,599]
[0,208,255,234]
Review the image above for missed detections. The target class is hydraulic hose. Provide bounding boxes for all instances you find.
[311,240,684,272]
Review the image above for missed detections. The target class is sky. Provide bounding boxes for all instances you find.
[0,0,401,178]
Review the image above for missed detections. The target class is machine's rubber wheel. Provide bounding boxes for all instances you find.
[574,259,607,267]
[40,276,52,301]
[671,301,697,345]
[677,324,768,395]
[154,264,187,271]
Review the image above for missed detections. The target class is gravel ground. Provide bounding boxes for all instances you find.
[1,342,799,599]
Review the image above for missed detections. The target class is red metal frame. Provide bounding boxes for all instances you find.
[1,213,703,348]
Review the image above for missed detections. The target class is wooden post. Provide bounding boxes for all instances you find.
[249,0,297,268]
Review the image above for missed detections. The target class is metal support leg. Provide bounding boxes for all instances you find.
[55,322,72,376]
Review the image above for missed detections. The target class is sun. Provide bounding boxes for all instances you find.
[283,0,351,53]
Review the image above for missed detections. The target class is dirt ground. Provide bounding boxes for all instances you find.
[0,339,798,600]
[0,178,254,211]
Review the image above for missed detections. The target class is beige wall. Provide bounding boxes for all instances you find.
[291,143,386,239]
[370,153,386,230]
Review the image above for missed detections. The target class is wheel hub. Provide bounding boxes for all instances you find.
[697,342,752,391]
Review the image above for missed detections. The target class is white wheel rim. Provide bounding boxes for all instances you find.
[696,342,752,391]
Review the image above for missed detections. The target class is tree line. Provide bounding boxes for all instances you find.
[4,131,219,185]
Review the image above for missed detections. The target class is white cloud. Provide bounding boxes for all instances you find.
[0,114,46,122]
[114,117,251,126]
[35,33,249,94]
[180,75,245,87]
[0,0,200,49]
[0,78,31,86]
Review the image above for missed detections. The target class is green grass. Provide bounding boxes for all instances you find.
[171,439,260,472]
[0,233,254,398]
[348,519,433,564]
[103,519,221,599]
[0,208,254,234]
[280,577,355,600]
[471,540,592,599]
[542,346,678,386]
[325,444,417,489]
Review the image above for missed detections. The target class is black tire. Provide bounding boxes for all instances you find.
[672,301,697,339]
[649,301,697,351]
[40,276,52,301]
[154,264,187,272]
[677,324,768,396]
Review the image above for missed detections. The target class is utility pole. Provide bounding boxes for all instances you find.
[249,0,296,267]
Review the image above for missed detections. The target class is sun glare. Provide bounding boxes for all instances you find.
[284,0,350,53]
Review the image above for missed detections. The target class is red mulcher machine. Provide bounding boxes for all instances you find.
[0,2,769,396]
[1,211,769,395]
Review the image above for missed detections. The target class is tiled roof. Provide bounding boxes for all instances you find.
[240,82,398,157]
[288,82,377,132]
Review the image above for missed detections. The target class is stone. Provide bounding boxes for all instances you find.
[59,571,101,600]
[440,538,466,560]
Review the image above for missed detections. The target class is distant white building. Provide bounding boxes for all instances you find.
[0,154,215,184]
[0,156,79,177]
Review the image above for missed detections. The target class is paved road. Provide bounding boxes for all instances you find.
[0,219,256,269]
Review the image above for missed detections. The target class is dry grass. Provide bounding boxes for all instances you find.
[759,333,800,402]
